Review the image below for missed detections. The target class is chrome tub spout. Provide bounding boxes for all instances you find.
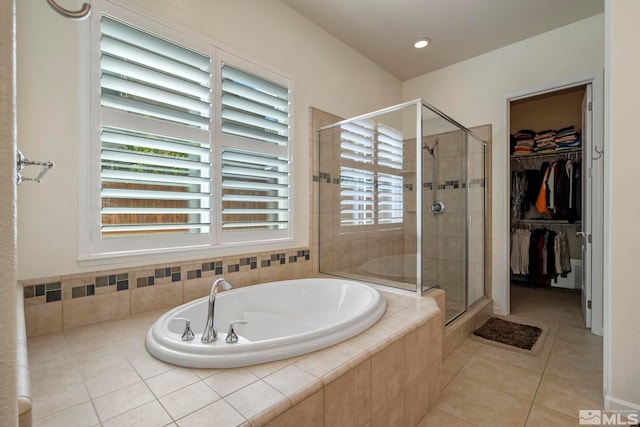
[201,278,232,343]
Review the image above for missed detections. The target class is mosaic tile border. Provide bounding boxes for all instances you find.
[21,248,312,304]
[317,172,484,192]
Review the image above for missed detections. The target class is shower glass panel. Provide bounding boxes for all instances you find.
[318,99,485,324]
[318,103,418,293]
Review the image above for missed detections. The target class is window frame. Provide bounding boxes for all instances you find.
[78,0,295,265]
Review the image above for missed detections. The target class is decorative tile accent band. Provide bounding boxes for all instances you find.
[318,170,484,191]
[20,248,312,305]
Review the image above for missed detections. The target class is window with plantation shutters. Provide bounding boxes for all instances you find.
[100,16,212,238]
[84,5,294,260]
[220,63,290,234]
[339,121,404,226]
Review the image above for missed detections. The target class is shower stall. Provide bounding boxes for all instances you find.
[318,99,486,323]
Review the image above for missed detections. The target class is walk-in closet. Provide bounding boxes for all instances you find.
[508,83,600,332]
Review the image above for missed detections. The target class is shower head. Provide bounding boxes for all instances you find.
[422,138,439,156]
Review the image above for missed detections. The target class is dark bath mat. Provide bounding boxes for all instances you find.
[473,317,542,350]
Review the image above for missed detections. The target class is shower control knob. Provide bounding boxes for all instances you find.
[431,201,445,214]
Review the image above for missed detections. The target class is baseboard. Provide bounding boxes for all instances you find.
[605,395,640,412]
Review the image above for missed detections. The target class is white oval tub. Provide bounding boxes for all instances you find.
[145,278,386,368]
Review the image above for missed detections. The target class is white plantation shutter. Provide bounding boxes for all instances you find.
[339,121,404,226]
[340,167,375,225]
[340,120,375,164]
[221,64,289,145]
[376,124,404,224]
[219,62,291,234]
[377,124,404,170]
[377,173,404,224]
[221,147,289,231]
[99,16,212,238]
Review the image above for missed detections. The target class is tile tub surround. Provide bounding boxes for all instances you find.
[28,288,445,426]
[21,248,313,338]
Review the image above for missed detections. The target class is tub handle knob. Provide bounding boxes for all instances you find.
[226,320,248,344]
[172,317,195,341]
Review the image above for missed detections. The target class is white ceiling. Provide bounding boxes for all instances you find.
[279,0,604,81]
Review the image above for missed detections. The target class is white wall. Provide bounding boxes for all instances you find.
[16,0,401,280]
[605,0,640,410]
[403,14,605,315]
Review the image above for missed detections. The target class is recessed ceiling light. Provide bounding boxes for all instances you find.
[414,38,431,49]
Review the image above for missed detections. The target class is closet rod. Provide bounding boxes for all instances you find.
[512,219,581,227]
[510,148,581,163]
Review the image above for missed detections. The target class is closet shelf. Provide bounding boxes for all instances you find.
[510,148,582,162]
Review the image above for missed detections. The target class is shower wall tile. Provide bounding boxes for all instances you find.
[437,259,464,286]
[438,213,465,237]
[438,236,465,262]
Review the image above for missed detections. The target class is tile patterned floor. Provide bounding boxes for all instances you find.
[419,283,604,427]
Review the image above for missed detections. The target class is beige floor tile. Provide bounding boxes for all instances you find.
[177,399,246,427]
[544,351,603,390]
[549,337,603,366]
[458,351,542,401]
[436,375,531,427]
[102,400,172,427]
[191,366,225,380]
[34,401,99,427]
[75,352,130,378]
[226,380,288,420]
[555,324,603,347]
[31,373,90,421]
[83,362,142,398]
[123,346,176,380]
[27,333,71,365]
[417,407,474,427]
[92,381,156,422]
[204,368,259,397]
[442,338,482,386]
[525,404,579,427]
[145,367,200,398]
[534,374,605,419]
[475,342,550,373]
[31,363,85,396]
[158,380,221,420]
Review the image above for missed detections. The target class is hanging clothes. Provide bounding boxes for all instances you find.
[511,226,569,286]
[554,230,572,276]
[534,158,582,222]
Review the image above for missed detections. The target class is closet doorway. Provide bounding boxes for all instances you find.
[506,71,604,336]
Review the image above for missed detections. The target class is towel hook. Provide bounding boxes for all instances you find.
[46,0,91,21]
[592,145,604,160]
[17,151,54,185]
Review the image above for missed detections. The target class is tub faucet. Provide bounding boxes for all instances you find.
[201,278,232,343]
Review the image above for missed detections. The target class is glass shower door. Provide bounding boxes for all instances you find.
[421,106,468,322]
